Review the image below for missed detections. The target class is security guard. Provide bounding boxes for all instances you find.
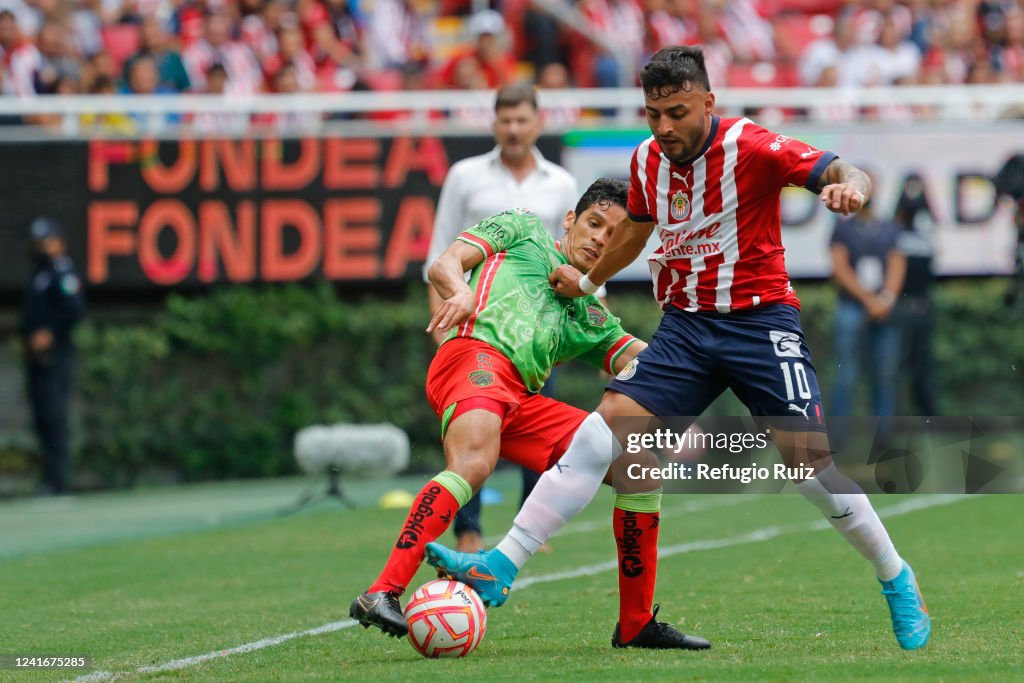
[19,217,85,494]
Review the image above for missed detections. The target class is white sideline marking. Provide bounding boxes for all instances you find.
[73,494,967,682]
[73,620,358,682]
[517,494,967,589]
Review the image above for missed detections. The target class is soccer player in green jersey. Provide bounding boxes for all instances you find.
[350,178,711,650]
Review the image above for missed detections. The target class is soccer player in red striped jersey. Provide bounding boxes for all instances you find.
[433,46,930,652]
[351,178,711,650]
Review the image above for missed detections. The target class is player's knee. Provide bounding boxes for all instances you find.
[445,449,497,489]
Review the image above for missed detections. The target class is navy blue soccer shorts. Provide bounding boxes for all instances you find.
[607,303,827,432]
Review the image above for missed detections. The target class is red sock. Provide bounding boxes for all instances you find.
[614,507,660,643]
[368,480,460,595]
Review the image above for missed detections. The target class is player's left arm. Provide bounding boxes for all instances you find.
[817,159,873,217]
[425,241,485,335]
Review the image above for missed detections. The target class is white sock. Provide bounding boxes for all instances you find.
[495,412,621,570]
[796,464,904,581]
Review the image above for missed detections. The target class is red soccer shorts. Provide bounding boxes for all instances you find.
[425,338,588,474]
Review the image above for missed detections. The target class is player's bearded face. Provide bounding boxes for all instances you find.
[562,202,627,272]
[644,85,715,165]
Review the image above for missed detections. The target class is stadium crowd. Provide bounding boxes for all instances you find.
[0,0,1021,101]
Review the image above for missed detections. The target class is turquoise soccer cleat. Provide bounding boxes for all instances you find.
[879,561,931,650]
[424,542,518,607]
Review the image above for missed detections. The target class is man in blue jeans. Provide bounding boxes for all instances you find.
[829,195,906,434]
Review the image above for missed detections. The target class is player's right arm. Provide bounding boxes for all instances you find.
[551,146,655,297]
[551,215,654,298]
[425,163,469,342]
[426,241,486,336]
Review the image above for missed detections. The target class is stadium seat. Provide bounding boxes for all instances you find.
[101,24,141,72]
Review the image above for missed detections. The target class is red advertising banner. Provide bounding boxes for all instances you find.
[0,135,562,295]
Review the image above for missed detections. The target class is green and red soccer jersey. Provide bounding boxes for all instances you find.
[449,208,638,392]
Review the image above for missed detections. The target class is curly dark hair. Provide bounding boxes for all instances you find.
[574,177,628,216]
[640,46,711,100]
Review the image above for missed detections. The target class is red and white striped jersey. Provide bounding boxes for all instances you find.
[628,115,836,313]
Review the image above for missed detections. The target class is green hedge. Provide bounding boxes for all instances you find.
[76,285,438,485]
[69,279,1022,486]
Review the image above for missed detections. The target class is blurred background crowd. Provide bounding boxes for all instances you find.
[1,0,1022,106]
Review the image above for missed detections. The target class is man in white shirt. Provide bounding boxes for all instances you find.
[424,82,581,552]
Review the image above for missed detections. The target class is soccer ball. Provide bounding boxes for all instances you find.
[403,579,487,658]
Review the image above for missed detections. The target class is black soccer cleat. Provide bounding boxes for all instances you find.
[349,590,408,638]
[612,605,711,650]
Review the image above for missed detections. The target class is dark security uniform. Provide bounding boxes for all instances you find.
[20,254,85,493]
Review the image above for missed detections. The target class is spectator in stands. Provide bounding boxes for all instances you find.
[265,20,316,91]
[309,19,362,91]
[714,0,777,63]
[694,6,731,89]
[997,8,1024,81]
[87,49,117,86]
[449,51,487,90]
[0,9,41,96]
[123,53,180,131]
[124,52,167,95]
[0,0,38,39]
[438,9,516,89]
[800,12,857,87]
[878,13,922,84]
[183,11,263,95]
[311,0,366,91]
[125,16,191,93]
[535,61,580,129]
[922,4,978,84]
[240,0,288,66]
[35,21,79,94]
[577,0,645,87]
[829,185,906,434]
[366,0,431,73]
[521,4,562,74]
[645,0,697,59]
[255,61,321,130]
[446,54,491,128]
[68,0,103,60]
[323,0,365,58]
[191,62,248,131]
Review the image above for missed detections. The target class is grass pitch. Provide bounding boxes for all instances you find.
[1,471,1022,682]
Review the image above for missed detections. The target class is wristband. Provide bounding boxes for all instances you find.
[877,290,896,306]
[578,273,600,295]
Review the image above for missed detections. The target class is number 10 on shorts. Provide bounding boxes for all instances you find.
[780,362,812,400]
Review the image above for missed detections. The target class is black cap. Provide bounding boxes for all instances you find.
[29,216,64,241]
